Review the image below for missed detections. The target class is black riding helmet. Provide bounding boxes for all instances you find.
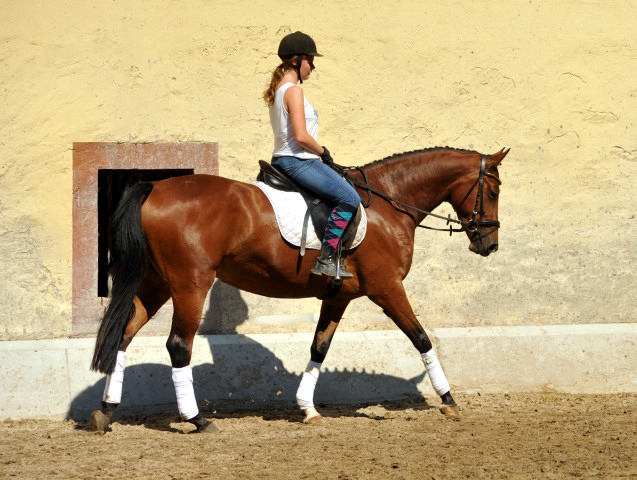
[278,31,322,83]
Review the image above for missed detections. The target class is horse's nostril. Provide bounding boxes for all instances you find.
[489,243,499,252]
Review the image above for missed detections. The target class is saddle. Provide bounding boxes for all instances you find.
[257,160,362,255]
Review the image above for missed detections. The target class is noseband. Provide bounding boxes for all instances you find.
[336,155,501,238]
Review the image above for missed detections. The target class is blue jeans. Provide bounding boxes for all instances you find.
[271,156,361,209]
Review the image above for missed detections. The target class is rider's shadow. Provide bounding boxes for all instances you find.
[67,281,429,422]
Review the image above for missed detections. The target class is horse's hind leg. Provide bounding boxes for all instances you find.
[369,283,460,420]
[92,272,170,433]
[165,278,219,434]
[296,298,350,424]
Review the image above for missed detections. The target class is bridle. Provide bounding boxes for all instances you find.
[454,155,501,243]
[335,155,501,239]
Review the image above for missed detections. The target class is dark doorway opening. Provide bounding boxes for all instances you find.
[97,169,194,297]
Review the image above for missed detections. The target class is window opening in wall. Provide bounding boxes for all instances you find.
[97,168,194,297]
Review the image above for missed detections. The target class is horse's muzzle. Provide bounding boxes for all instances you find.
[469,239,498,257]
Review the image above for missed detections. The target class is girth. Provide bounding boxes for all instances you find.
[256,160,361,255]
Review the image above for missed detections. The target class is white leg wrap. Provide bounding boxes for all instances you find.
[296,361,321,410]
[102,350,126,404]
[172,366,199,420]
[421,349,451,396]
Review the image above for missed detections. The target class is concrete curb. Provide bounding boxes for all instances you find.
[1,324,635,420]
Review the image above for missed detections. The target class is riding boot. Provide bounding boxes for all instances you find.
[311,243,353,278]
[311,203,358,279]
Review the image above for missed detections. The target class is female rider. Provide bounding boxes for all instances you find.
[263,31,361,279]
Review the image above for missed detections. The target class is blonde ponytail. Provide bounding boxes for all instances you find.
[263,58,298,107]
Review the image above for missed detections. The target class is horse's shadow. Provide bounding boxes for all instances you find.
[68,282,431,429]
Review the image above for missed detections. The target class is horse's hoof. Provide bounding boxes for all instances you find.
[91,410,111,434]
[194,419,221,434]
[303,414,324,425]
[439,403,461,420]
[302,407,324,425]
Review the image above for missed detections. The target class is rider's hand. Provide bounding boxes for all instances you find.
[319,146,334,165]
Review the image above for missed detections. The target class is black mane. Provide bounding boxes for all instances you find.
[353,146,481,169]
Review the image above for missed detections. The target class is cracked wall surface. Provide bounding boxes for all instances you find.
[0,0,635,340]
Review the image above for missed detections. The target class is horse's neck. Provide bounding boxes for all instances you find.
[366,152,462,220]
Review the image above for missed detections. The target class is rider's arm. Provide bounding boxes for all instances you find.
[284,85,326,158]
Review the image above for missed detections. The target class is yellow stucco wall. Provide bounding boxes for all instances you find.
[1,1,635,340]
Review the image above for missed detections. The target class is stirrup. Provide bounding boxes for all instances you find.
[311,255,353,279]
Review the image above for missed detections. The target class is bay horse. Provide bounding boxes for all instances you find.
[90,146,508,433]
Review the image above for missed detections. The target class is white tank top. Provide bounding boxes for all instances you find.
[270,82,319,159]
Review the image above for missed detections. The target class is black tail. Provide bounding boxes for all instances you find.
[91,182,155,374]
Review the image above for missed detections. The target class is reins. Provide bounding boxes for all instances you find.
[330,155,501,237]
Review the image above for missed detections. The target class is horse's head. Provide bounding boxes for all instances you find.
[450,148,509,257]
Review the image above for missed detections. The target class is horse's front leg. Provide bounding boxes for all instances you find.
[369,284,460,420]
[296,299,350,424]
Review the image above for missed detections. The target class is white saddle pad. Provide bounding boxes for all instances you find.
[254,181,367,251]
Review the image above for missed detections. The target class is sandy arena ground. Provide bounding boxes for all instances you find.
[1,393,635,479]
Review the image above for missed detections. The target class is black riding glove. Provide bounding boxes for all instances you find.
[319,146,334,165]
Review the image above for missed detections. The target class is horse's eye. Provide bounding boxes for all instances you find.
[489,190,499,199]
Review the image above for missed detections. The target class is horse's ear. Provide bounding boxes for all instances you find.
[489,147,510,167]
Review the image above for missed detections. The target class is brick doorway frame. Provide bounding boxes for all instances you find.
[72,142,218,336]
